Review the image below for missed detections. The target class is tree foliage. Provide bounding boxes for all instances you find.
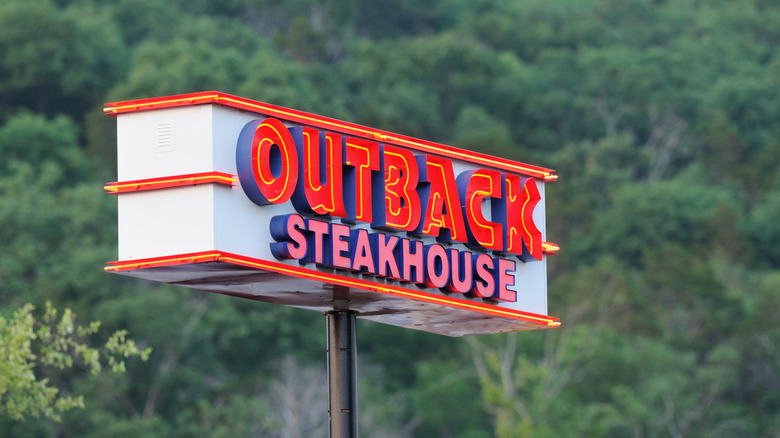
[0,302,150,422]
[1,0,779,436]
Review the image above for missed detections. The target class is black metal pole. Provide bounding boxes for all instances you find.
[326,309,358,438]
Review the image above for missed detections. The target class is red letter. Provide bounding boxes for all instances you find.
[330,223,351,269]
[472,254,495,298]
[298,126,347,217]
[377,145,421,231]
[269,214,307,260]
[400,238,424,283]
[495,258,517,302]
[371,233,401,279]
[345,138,380,223]
[350,229,376,273]
[421,156,467,243]
[236,118,298,205]
[446,249,472,294]
[424,244,449,289]
[306,219,329,265]
[506,175,542,261]
[460,169,503,251]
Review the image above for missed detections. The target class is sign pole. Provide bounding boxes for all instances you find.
[326,307,358,438]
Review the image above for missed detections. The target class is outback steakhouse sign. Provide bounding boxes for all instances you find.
[104,92,560,336]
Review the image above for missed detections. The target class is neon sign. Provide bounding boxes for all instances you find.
[104,91,559,335]
[236,117,544,301]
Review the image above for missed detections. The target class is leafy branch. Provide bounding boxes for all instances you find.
[0,302,151,422]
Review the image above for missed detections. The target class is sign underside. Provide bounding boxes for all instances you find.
[109,252,556,337]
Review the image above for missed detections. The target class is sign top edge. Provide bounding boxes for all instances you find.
[104,91,557,181]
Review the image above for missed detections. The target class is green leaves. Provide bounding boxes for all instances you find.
[1,0,780,435]
[0,111,88,182]
[0,302,149,422]
[0,0,125,116]
[576,175,737,264]
[749,191,780,267]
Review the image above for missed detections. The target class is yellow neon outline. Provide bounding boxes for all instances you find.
[542,242,560,252]
[106,251,560,326]
[384,150,417,229]
[303,131,323,193]
[468,172,498,248]
[104,174,237,193]
[520,181,543,260]
[384,164,403,217]
[325,134,341,213]
[105,93,557,180]
[423,160,463,240]
[303,131,341,214]
[256,138,277,186]
[221,254,558,325]
[505,177,520,254]
[217,96,556,179]
[423,193,446,234]
[345,141,375,222]
[103,94,221,114]
[104,253,221,271]
[255,121,293,203]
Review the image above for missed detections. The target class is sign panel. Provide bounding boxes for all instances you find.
[104,91,560,336]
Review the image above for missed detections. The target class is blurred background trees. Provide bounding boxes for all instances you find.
[1,0,779,436]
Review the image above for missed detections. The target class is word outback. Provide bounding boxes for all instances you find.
[236,117,544,301]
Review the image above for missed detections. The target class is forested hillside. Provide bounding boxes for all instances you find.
[1,0,779,436]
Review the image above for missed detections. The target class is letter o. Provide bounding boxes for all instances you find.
[236,118,298,205]
[424,244,450,289]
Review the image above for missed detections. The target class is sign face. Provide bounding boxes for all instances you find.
[104,91,560,336]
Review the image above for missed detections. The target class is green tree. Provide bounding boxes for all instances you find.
[0,0,126,118]
[0,302,150,422]
[2,0,780,435]
[0,111,90,183]
[749,190,780,267]
[574,172,737,265]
